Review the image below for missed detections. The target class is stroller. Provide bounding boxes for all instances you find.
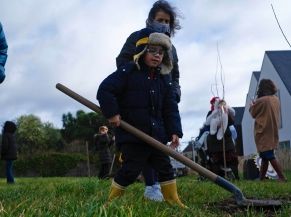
[193,125,237,181]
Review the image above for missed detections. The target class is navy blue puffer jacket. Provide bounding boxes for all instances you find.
[97,62,182,146]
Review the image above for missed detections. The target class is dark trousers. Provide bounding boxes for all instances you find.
[5,160,14,183]
[207,135,239,179]
[98,163,111,179]
[208,150,239,179]
[142,165,158,186]
[115,143,174,187]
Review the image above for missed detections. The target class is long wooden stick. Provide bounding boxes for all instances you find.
[55,83,217,180]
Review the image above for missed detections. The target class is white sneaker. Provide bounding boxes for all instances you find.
[144,184,164,202]
[144,186,152,196]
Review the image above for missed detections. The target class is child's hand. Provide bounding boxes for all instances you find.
[108,115,121,127]
[169,134,180,149]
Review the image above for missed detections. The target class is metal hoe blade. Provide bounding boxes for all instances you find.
[240,199,282,207]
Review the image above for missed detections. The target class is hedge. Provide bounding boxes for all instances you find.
[0,152,100,177]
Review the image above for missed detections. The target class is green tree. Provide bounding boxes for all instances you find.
[16,115,45,154]
[61,112,76,143]
[43,122,64,150]
[61,110,108,146]
[16,114,62,154]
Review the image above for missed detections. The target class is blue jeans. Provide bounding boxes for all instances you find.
[5,160,15,183]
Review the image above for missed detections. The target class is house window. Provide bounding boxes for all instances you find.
[279,140,290,150]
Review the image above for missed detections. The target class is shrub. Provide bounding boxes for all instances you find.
[0,152,99,177]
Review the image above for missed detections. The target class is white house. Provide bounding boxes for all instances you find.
[242,50,291,156]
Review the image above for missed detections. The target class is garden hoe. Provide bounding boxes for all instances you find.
[56,83,282,208]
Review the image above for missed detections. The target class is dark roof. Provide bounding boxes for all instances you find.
[233,107,244,125]
[253,71,261,81]
[266,50,291,95]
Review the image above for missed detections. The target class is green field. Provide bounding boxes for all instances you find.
[0,174,290,217]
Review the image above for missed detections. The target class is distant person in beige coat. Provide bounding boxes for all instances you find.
[249,79,287,182]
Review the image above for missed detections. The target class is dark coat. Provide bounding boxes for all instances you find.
[94,133,113,164]
[97,62,183,146]
[116,30,181,102]
[249,95,280,152]
[1,133,17,160]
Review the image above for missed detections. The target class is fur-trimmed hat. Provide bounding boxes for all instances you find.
[133,28,173,75]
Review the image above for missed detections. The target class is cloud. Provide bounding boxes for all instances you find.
[1,0,291,149]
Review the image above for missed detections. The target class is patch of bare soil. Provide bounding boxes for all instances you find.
[206,196,291,217]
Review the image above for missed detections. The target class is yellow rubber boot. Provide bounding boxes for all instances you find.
[160,179,187,208]
[108,180,125,202]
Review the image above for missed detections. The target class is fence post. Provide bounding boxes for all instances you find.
[86,141,91,177]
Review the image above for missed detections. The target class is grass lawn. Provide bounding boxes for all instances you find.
[0,173,290,217]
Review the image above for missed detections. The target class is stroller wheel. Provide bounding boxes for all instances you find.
[220,166,236,181]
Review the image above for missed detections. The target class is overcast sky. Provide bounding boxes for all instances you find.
[1,0,291,149]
